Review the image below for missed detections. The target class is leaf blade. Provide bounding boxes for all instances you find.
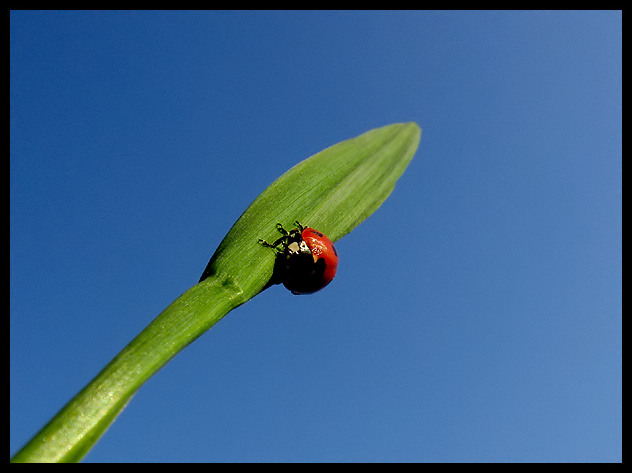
[200,122,421,296]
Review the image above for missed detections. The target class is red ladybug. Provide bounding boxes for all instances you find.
[259,222,338,295]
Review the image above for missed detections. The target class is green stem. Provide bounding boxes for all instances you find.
[11,274,246,463]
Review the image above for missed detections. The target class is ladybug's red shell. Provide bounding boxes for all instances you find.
[301,228,338,287]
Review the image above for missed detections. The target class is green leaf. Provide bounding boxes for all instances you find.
[11,122,421,462]
[200,121,421,298]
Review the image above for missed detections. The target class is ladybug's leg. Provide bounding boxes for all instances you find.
[258,238,274,247]
[258,236,287,249]
[259,223,290,248]
[275,223,289,235]
[259,222,302,251]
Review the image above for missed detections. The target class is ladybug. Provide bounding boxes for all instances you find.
[259,221,338,295]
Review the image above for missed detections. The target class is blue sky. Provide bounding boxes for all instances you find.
[10,11,621,462]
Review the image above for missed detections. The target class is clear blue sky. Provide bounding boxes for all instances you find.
[10,11,621,462]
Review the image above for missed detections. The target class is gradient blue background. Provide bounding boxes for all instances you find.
[10,11,621,462]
